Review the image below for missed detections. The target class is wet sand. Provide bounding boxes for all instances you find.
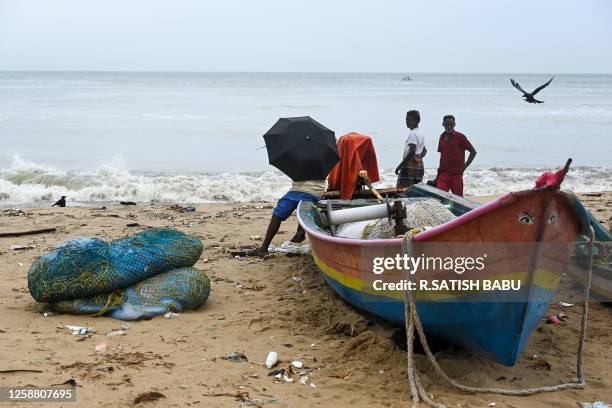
[0,192,611,407]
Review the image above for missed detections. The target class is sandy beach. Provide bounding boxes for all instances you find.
[1,192,611,408]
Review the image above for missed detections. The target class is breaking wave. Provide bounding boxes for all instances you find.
[1,156,611,207]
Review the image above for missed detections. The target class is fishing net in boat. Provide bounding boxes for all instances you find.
[50,267,211,320]
[363,199,456,239]
[28,228,203,302]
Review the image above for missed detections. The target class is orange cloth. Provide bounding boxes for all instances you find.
[327,132,380,199]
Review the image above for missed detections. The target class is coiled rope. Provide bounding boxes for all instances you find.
[401,228,594,408]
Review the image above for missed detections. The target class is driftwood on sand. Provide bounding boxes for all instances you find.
[0,227,57,238]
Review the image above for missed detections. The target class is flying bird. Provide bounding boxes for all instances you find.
[52,196,67,207]
[510,77,554,103]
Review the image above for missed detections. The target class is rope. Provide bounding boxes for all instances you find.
[402,228,594,407]
[88,290,123,317]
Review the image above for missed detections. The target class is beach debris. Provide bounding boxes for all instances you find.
[164,312,180,319]
[270,241,311,254]
[281,343,293,348]
[559,302,574,308]
[65,325,94,336]
[126,222,140,227]
[299,376,309,385]
[0,227,56,238]
[0,368,43,374]
[268,368,293,383]
[121,323,131,330]
[220,352,248,363]
[580,402,610,408]
[291,276,303,282]
[557,312,569,321]
[310,383,317,388]
[10,244,37,251]
[169,204,195,213]
[120,201,137,206]
[202,391,258,404]
[488,403,496,407]
[268,368,285,377]
[291,361,303,369]
[527,354,538,360]
[527,358,551,370]
[249,235,262,241]
[106,330,126,337]
[325,321,355,336]
[50,379,77,387]
[378,369,385,374]
[95,342,108,353]
[496,375,522,382]
[546,315,562,325]
[2,208,27,216]
[265,351,279,369]
[43,312,53,317]
[133,391,166,404]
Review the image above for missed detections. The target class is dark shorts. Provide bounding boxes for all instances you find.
[273,191,320,221]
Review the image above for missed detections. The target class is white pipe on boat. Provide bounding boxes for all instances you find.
[328,203,390,225]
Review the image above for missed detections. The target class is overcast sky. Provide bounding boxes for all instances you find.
[1,0,610,73]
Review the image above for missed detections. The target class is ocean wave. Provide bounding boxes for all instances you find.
[1,156,610,207]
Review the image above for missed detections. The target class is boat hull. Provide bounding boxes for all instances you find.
[298,188,585,365]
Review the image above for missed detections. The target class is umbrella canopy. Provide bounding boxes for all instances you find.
[263,116,339,181]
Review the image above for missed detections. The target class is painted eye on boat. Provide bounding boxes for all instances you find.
[518,213,534,225]
[548,214,557,224]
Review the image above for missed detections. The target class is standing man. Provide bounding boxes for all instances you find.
[434,115,476,197]
[395,110,427,188]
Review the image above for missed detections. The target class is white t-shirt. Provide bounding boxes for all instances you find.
[404,127,425,157]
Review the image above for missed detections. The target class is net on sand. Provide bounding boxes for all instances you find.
[50,267,211,320]
[28,228,203,302]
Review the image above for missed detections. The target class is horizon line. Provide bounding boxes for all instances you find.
[1,69,611,75]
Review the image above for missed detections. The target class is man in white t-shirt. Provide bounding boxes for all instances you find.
[395,110,427,188]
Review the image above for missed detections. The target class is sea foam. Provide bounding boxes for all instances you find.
[1,156,610,207]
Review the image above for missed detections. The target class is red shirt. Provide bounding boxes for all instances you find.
[437,130,474,176]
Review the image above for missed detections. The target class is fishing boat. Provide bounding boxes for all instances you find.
[298,183,592,365]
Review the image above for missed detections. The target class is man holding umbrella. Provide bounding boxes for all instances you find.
[248,117,339,257]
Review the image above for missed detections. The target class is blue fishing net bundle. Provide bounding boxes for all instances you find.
[28,228,210,320]
[51,267,211,320]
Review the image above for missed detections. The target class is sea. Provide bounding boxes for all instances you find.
[1,71,611,206]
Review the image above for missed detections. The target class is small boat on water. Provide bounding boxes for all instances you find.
[298,183,593,365]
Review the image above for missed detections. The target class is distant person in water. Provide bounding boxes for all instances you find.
[248,180,326,257]
[434,115,476,197]
[395,110,427,188]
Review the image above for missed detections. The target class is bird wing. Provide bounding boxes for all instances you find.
[510,79,528,95]
[531,76,554,96]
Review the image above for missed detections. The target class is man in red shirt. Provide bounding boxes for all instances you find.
[434,115,476,197]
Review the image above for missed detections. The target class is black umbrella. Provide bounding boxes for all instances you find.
[263,116,339,181]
